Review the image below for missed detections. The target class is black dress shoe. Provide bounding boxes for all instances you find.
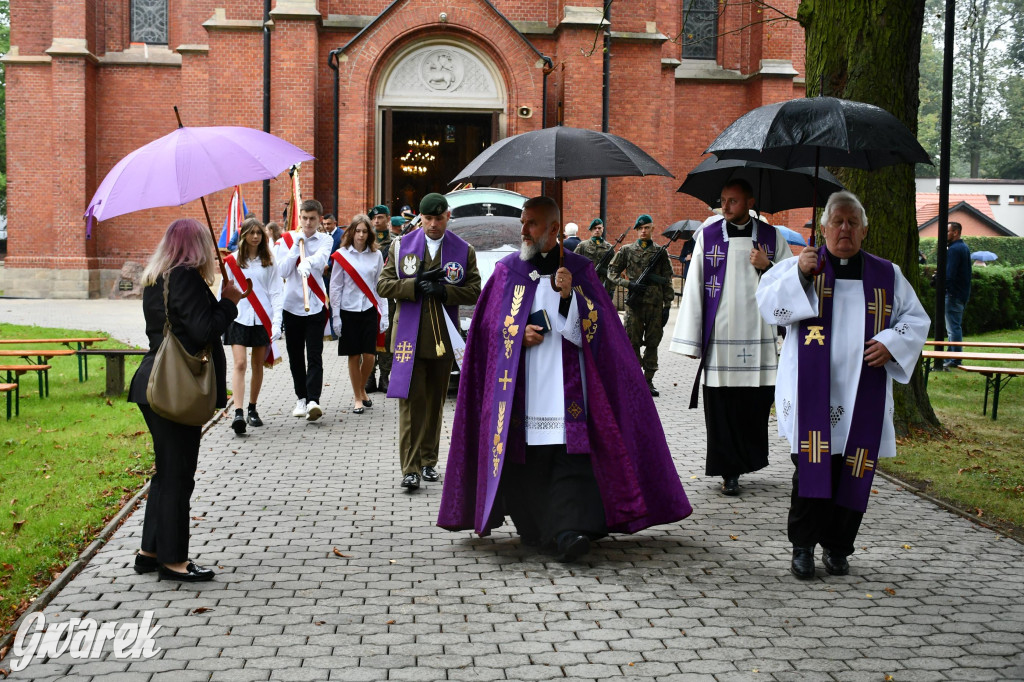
[648,382,659,397]
[401,473,420,490]
[231,412,246,434]
[362,399,372,408]
[791,546,815,580]
[158,561,215,582]
[421,466,440,482]
[722,476,739,496]
[556,532,590,563]
[822,548,850,576]
[134,553,159,574]
[353,406,365,414]
[247,408,263,427]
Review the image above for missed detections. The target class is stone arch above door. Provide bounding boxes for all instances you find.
[377,40,506,110]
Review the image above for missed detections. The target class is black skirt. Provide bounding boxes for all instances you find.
[337,307,378,356]
[225,322,270,348]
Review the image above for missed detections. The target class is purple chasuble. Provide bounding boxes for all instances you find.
[387,228,470,399]
[689,218,777,408]
[795,248,895,512]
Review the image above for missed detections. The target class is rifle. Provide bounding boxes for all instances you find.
[623,231,684,311]
[594,228,629,283]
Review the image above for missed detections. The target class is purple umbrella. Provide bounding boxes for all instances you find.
[85,123,314,236]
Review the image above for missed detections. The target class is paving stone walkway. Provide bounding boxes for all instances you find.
[3,301,1024,681]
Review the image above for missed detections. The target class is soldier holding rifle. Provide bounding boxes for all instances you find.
[607,214,675,396]
[574,218,620,299]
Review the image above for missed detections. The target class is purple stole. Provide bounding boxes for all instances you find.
[796,248,895,512]
[387,228,470,399]
[689,218,777,408]
[479,258,589,527]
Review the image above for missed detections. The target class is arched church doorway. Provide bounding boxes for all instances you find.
[376,40,507,212]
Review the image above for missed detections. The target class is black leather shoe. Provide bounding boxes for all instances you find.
[421,466,440,482]
[791,546,815,580]
[822,548,850,576]
[134,553,159,574]
[247,408,263,427]
[365,375,377,394]
[353,406,365,414]
[231,412,246,434]
[379,374,390,393]
[556,533,590,563]
[401,473,420,490]
[722,476,740,496]
[158,561,215,582]
[648,382,659,397]
[362,399,372,408]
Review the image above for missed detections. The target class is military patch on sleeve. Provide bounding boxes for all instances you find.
[443,261,465,284]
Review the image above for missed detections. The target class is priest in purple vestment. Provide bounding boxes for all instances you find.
[437,197,692,562]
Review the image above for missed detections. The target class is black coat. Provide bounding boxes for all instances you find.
[128,266,238,410]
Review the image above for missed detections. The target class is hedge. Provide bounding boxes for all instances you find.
[919,264,1024,333]
[920,236,1024,266]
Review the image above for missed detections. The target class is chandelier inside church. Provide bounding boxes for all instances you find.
[400,138,439,175]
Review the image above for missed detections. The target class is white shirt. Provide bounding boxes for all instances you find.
[756,257,930,459]
[671,219,792,387]
[426,234,442,260]
[329,245,388,329]
[277,230,332,316]
[224,257,283,329]
[524,274,582,446]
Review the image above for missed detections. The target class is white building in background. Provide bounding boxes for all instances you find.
[916,178,1024,237]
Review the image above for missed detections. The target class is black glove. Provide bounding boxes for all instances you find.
[628,281,648,296]
[426,280,448,302]
[661,307,670,327]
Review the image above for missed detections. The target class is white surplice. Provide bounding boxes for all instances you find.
[671,220,792,387]
[523,274,582,446]
[756,256,930,459]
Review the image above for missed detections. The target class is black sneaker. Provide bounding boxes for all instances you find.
[231,411,246,434]
[247,407,263,427]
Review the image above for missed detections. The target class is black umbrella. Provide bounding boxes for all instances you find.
[450,126,674,185]
[663,219,703,240]
[678,157,845,214]
[705,96,932,170]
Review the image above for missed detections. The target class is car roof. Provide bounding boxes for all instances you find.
[444,188,527,209]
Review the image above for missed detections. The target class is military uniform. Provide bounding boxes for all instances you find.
[377,194,481,489]
[608,228,674,392]
[574,236,617,298]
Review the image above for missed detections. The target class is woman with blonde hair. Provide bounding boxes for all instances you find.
[329,214,388,414]
[223,217,283,434]
[128,218,243,581]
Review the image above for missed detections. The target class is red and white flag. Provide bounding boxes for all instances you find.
[285,165,302,233]
[220,185,245,249]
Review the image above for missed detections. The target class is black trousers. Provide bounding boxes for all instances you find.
[500,444,607,545]
[139,405,201,564]
[788,453,864,557]
[283,309,325,402]
[703,385,774,477]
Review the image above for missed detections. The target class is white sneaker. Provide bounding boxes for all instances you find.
[292,398,307,417]
[305,400,322,422]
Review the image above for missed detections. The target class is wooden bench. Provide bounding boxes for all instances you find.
[76,349,148,397]
[0,337,108,381]
[956,365,1024,421]
[0,383,18,419]
[0,364,52,405]
[0,349,76,397]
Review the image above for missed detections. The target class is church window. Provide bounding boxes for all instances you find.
[131,0,168,44]
[681,0,718,60]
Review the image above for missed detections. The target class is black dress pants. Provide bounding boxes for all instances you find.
[139,404,201,564]
[283,309,325,402]
[500,444,607,545]
[788,453,864,557]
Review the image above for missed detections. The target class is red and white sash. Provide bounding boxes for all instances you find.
[330,251,386,351]
[280,231,327,304]
[224,254,281,368]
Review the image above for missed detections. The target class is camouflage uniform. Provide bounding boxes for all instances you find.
[574,237,617,299]
[608,239,674,386]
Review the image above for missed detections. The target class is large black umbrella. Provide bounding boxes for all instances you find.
[450,126,674,186]
[705,96,931,170]
[663,219,704,240]
[678,157,845,214]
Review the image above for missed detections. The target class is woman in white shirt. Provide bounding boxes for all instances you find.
[329,214,388,414]
[224,218,283,434]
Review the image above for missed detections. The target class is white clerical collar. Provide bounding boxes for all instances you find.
[426,234,443,248]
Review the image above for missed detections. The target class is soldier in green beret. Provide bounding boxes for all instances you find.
[608,214,675,396]
[574,218,617,299]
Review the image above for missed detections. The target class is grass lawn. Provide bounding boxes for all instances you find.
[0,324,151,635]
[880,328,1024,540]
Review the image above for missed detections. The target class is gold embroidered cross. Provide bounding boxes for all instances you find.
[845,447,875,478]
[803,326,826,345]
[705,275,721,299]
[800,430,829,464]
[705,245,725,267]
[568,402,583,419]
[867,288,892,335]
[394,341,414,363]
[814,275,833,317]
[498,370,512,390]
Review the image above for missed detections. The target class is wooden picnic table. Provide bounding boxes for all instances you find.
[0,349,76,397]
[0,364,51,407]
[0,337,108,381]
[77,349,148,396]
[924,340,1024,349]
[922,350,1024,420]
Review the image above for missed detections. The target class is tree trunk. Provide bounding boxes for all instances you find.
[798,0,941,435]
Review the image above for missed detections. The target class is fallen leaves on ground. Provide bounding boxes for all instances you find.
[332,547,350,558]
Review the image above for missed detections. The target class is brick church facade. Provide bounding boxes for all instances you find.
[1,0,805,298]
